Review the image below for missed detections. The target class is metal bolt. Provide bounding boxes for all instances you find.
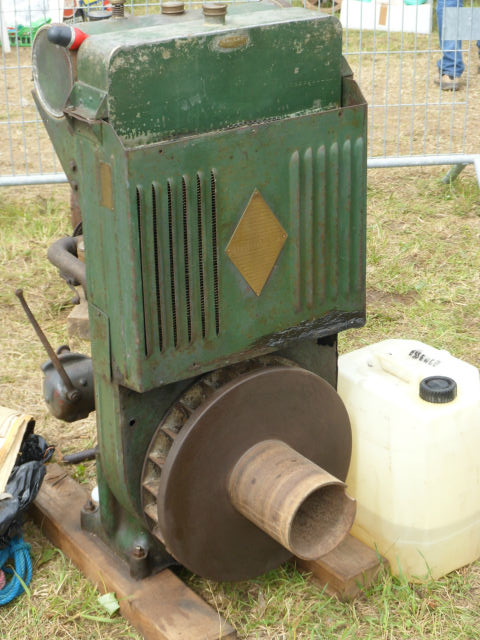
[161,1,185,14]
[69,160,77,172]
[132,545,146,558]
[67,388,81,403]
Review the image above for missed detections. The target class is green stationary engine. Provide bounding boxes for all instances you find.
[30,2,367,581]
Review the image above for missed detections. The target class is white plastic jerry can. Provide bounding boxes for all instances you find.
[338,339,480,580]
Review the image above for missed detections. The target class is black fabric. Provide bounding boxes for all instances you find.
[17,435,54,465]
[0,435,54,548]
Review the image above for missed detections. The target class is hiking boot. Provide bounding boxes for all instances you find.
[434,74,462,90]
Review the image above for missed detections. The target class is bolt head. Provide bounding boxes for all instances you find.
[67,389,81,403]
[132,545,146,558]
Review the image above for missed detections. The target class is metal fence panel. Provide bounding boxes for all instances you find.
[0,0,479,185]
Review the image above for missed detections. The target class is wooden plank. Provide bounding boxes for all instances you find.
[67,288,90,341]
[30,464,236,640]
[296,534,388,601]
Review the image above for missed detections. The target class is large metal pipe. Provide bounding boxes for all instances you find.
[47,236,87,292]
[228,439,356,560]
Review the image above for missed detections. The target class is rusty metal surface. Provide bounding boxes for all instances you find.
[155,366,351,581]
[15,289,79,401]
[161,1,185,14]
[99,162,114,211]
[228,439,356,561]
[141,355,296,543]
[70,190,82,229]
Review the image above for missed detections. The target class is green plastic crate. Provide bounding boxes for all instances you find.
[7,17,51,47]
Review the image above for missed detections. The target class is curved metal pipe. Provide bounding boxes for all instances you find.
[47,236,87,292]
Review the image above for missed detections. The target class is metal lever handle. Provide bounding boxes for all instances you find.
[15,289,80,403]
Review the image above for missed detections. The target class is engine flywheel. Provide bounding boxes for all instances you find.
[141,357,352,581]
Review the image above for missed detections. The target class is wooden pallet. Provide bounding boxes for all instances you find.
[30,464,236,640]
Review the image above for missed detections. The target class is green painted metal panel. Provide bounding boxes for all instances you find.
[78,89,366,392]
[72,8,342,145]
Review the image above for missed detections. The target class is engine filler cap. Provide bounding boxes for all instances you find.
[419,376,457,404]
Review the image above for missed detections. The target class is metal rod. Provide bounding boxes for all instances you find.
[442,163,467,184]
[0,173,69,186]
[4,153,480,188]
[368,152,480,182]
[15,289,80,402]
[62,448,98,464]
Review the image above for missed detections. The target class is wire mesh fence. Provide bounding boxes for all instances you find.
[0,0,479,184]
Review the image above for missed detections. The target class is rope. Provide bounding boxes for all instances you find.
[0,536,32,605]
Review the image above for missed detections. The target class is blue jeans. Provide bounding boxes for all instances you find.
[437,0,480,78]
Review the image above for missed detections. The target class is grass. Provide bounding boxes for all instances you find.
[0,167,479,638]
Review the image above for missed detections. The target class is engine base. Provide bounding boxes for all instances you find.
[30,464,235,639]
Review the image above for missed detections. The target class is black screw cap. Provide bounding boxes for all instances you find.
[47,25,73,48]
[419,376,457,403]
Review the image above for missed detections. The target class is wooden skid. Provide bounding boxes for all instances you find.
[30,464,236,640]
[296,534,388,601]
[67,288,90,341]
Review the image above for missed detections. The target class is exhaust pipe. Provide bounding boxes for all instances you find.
[228,439,356,560]
[47,236,87,293]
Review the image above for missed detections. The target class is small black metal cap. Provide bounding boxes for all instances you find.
[47,25,73,47]
[419,376,457,403]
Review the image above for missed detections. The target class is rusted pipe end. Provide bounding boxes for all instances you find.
[228,439,356,560]
[288,483,356,559]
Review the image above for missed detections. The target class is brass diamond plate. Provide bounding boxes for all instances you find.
[226,189,287,296]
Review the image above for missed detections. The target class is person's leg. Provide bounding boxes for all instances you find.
[437,0,465,78]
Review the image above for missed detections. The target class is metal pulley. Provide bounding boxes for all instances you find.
[142,359,355,581]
